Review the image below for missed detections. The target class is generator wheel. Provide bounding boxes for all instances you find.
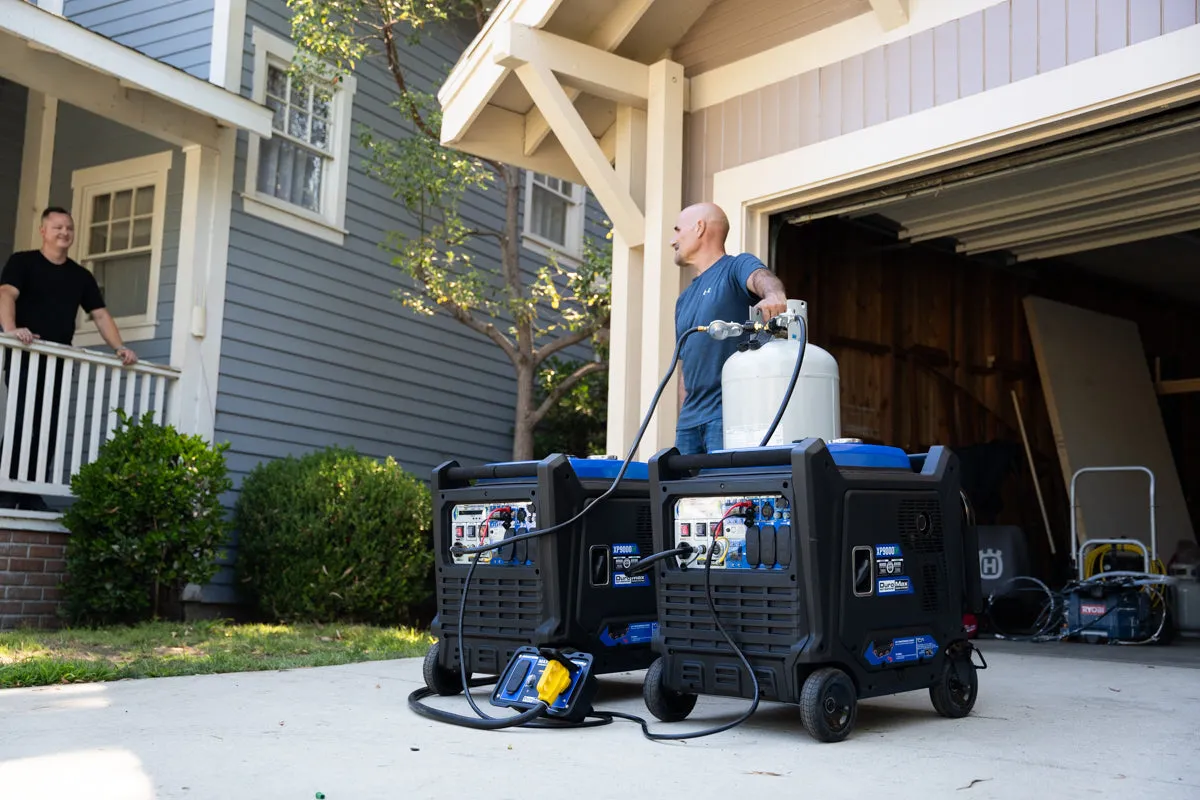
[643,657,697,722]
[929,656,978,718]
[423,640,467,696]
[800,667,857,743]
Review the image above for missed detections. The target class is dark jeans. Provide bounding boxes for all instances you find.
[675,418,725,455]
[3,349,66,484]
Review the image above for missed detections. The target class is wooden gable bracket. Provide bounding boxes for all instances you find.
[868,0,909,31]
[522,0,656,157]
[497,23,648,247]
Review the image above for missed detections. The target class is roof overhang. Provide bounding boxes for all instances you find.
[0,0,273,148]
[436,0,711,185]
[437,0,903,185]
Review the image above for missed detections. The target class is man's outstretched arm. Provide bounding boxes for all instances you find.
[747,268,788,321]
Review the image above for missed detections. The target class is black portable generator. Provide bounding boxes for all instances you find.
[641,438,985,742]
[424,454,658,695]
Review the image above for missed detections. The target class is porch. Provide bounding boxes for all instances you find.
[0,1,272,518]
[0,0,272,627]
[0,337,179,508]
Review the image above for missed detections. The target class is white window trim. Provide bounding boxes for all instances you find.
[521,170,587,263]
[243,26,357,247]
[69,151,174,347]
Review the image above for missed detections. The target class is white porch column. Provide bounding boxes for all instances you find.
[637,59,684,461]
[605,105,647,458]
[13,92,58,250]
[168,129,236,442]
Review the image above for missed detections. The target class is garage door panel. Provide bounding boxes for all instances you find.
[961,186,1200,253]
[906,161,1200,242]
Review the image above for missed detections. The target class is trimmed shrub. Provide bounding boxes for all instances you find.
[61,410,233,626]
[234,446,433,625]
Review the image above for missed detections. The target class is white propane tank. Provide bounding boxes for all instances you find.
[721,299,841,449]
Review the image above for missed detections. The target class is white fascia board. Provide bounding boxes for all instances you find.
[438,0,563,144]
[3,0,273,138]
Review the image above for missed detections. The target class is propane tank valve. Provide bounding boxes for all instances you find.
[706,320,747,340]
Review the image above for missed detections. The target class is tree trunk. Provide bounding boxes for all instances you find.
[512,359,536,461]
[501,163,535,461]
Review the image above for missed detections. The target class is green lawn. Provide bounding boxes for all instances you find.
[0,619,433,689]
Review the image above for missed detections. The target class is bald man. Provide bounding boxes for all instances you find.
[670,202,788,455]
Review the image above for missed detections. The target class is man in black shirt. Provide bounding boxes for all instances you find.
[0,207,139,508]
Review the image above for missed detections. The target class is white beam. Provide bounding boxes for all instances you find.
[4,0,272,138]
[514,61,646,246]
[495,24,650,108]
[637,60,685,460]
[13,91,57,251]
[606,105,647,458]
[524,0,655,156]
[0,42,223,148]
[438,0,563,144]
[868,0,909,31]
[210,0,248,93]
[169,130,236,442]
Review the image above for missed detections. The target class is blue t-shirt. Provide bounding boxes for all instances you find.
[674,253,765,429]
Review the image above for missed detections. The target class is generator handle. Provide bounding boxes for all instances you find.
[1069,465,1156,576]
[443,462,540,482]
[663,447,794,473]
[1077,538,1150,580]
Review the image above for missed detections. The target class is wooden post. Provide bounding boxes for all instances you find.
[637,59,684,460]
[605,105,647,458]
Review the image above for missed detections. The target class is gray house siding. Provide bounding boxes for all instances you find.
[204,1,606,602]
[63,0,215,80]
[0,80,28,262]
[684,0,1200,204]
[49,103,181,365]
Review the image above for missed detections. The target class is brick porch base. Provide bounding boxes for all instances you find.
[0,528,68,630]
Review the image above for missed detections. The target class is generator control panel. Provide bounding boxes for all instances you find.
[672,494,792,571]
[450,501,537,566]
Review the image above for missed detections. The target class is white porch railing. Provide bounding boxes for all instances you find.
[0,337,180,497]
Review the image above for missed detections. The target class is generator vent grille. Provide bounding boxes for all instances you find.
[635,505,654,556]
[921,556,948,614]
[437,575,543,638]
[898,499,944,554]
[659,580,801,656]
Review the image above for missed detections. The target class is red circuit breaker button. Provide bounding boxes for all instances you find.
[455,526,464,538]
[680,523,691,537]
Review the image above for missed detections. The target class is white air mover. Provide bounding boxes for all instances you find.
[721,299,840,449]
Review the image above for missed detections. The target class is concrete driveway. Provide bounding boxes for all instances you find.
[1,640,1197,800]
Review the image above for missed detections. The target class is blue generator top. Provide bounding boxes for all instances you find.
[826,441,912,469]
[569,457,649,481]
[704,441,913,472]
[479,457,649,482]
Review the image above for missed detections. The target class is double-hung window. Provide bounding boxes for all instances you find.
[522,172,586,261]
[70,151,173,345]
[244,27,358,246]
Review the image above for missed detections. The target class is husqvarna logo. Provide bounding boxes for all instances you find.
[979,548,1004,581]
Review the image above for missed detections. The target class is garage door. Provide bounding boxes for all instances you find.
[771,102,1200,564]
[783,103,1200,304]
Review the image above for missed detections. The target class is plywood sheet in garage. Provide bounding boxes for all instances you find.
[1023,296,1194,562]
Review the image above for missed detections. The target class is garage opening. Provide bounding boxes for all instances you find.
[770,102,1200,599]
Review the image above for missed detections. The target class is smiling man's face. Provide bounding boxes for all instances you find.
[40,212,75,252]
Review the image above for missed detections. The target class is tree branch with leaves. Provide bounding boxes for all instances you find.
[286,0,612,460]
